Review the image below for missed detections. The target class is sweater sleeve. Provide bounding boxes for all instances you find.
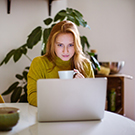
[27,57,45,107]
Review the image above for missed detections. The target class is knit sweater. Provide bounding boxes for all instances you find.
[27,56,94,106]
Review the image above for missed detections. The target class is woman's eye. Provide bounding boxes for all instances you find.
[58,44,63,47]
[69,44,74,47]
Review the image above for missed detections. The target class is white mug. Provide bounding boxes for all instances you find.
[58,70,77,79]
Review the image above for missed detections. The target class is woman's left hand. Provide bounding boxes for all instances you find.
[73,69,85,78]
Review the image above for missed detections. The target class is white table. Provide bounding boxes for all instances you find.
[0,103,135,135]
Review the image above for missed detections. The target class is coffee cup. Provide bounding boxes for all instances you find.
[58,70,77,79]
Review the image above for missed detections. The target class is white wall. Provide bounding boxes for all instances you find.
[68,0,135,120]
[0,0,67,101]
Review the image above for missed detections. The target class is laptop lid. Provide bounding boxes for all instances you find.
[37,78,107,122]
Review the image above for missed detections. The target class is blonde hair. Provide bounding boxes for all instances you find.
[44,20,90,77]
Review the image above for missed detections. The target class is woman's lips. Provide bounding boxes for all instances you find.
[62,55,69,57]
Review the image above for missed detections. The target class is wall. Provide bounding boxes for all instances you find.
[0,0,67,101]
[68,0,135,120]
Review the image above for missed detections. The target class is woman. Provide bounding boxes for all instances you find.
[27,20,94,106]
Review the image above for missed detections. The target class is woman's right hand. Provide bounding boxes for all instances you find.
[73,69,85,78]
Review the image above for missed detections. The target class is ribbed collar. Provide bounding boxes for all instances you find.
[55,56,71,68]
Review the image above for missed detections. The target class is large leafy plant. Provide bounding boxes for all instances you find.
[0,8,100,102]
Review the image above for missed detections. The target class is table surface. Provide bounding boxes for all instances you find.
[0,103,135,135]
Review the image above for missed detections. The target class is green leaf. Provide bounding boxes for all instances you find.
[58,10,67,16]
[70,11,90,28]
[54,13,61,22]
[43,18,53,25]
[0,59,5,66]
[72,10,87,27]
[54,11,66,22]
[86,51,95,56]
[21,47,27,55]
[74,18,80,26]
[80,36,85,52]
[73,9,83,17]
[21,44,27,48]
[5,49,16,64]
[19,94,27,102]
[25,66,30,70]
[13,49,22,62]
[43,28,51,44]
[23,71,28,81]
[82,36,90,48]
[67,15,75,23]
[16,74,23,80]
[0,49,15,66]
[70,12,80,26]
[41,43,46,55]
[2,82,19,95]
[27,26,42,49]
[66,8,73,14]
[11,87,22,102]
[60,16,66,21]
[23,84,27,95]
[75,16,86,27]
[51,23,56,28]
[83,21,89,28]
[20,45,27,55]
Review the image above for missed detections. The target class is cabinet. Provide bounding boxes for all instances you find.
[96,74,132,115]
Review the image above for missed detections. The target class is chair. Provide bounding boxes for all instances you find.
[0,95,5,103]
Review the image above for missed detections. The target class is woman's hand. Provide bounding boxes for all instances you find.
[73,69,85,78]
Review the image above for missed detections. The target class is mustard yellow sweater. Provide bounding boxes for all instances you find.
[27,56,94,106]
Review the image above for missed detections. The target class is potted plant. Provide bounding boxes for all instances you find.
[0,8,100,102]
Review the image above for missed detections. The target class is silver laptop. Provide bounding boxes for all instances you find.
[37,78,107,122]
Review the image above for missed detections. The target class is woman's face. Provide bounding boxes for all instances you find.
[54,33,75,61]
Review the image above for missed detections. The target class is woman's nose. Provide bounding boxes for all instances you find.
[63,47,69,53]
